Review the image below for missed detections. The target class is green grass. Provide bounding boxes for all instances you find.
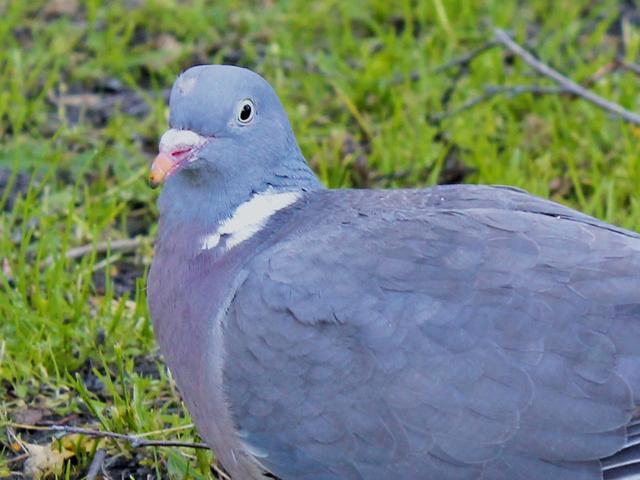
[2,0,640,477]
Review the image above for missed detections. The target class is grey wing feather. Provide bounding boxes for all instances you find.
[222,186,640,480]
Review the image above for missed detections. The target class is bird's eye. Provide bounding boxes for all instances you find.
[236,99,255,124]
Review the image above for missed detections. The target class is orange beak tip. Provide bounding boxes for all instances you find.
[148,175,160,189]
[149,153,173,188]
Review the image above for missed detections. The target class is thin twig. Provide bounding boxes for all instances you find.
[134,423,195,438]
[8,423,56,431]
[433,40,498,73]
[86,448,107,480]
[493,28,640,125]
[65,237,144,261]
[11,424,210,450]
[6,452,29,464]
[430,85,570,122]
[49,425,209,449]
[42,237,145,269]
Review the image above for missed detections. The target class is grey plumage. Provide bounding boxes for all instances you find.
[148,65,640,479]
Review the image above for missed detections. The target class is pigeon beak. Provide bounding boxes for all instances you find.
[149,152,174,189]
[149,129,209,188]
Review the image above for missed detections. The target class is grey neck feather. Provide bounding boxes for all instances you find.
[156,145,322,251]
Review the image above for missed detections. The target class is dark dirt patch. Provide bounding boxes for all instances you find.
[102,453,159,479]
[49,88,160,129]
[71,357,108,399]
[0,168,33,212]
[123,203,155,238]
[133,354,163,380]
[92,257,145,298]
[437,144,475,185]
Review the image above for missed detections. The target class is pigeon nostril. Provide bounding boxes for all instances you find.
[171,148,192,158]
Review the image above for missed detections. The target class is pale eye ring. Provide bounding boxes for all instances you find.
[236,99,255,124]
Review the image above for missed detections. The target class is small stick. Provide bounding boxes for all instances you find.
[134,423,195,438]
[6,452,29,464]
[86,448,107,480]
[48,425,209,450]
[42,237,145,269]
[433,40,498,73]
[65,238,144,261]
[493,28,640,125]
[8,423,56,431]
[431,85,570,122]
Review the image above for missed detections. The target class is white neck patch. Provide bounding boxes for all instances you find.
[201,190,301,251]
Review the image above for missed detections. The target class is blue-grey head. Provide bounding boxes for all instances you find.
[150,65,320,222]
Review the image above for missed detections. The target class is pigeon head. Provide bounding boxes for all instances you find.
[150,65,320,222]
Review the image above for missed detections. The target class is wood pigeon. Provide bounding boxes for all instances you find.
[147,65,640,479]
